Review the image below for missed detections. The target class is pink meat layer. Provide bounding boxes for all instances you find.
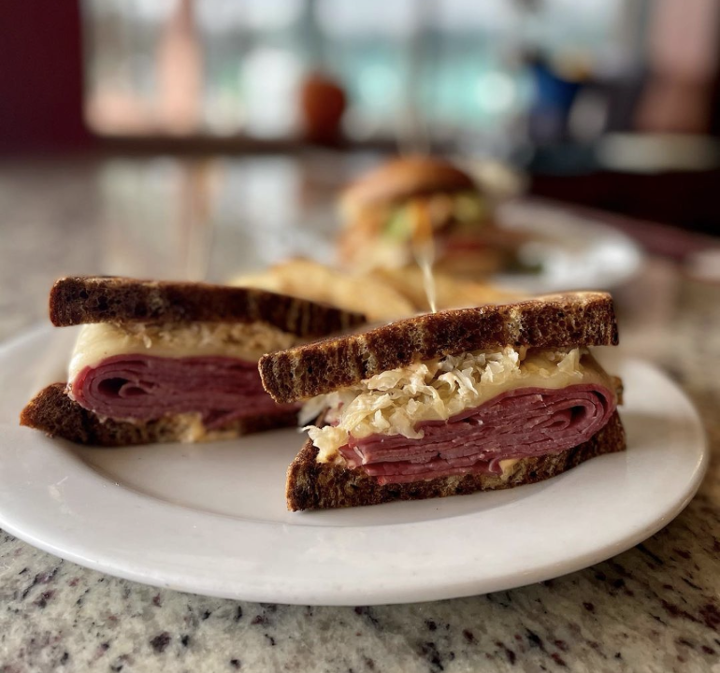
[338,384,616,485]
[71,354,298,429]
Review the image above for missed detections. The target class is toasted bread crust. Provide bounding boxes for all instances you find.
[260,292,619,403]
[286,411,625,510]
[20,383,297,446]
[49,276,366,337]
[341,156,476,214]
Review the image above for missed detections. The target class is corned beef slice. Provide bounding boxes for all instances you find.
[72,355,297,429]
[338,384,615,485]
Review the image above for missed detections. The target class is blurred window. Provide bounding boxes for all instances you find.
[82,0,639,144]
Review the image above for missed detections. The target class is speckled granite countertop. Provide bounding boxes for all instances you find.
[1,158,719,673]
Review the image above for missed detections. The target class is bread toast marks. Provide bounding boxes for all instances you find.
[260,292,619,403]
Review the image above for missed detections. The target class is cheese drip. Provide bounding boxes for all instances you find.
[302,347,616,462]
[68,321,300,383]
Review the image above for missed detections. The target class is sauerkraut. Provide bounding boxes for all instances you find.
[303,347,591,461]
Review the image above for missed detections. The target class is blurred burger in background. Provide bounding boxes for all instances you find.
[337,155,531,280]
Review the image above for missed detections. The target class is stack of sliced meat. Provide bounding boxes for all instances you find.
[338,384,616,485]
[71,355,298,429]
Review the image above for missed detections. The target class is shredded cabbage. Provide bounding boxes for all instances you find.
[304,347,588,461]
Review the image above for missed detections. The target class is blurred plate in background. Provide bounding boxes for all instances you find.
[496,199,644,293]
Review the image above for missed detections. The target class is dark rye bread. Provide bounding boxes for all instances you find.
[20,383,297,447]
[260,292,618,403]
[49,276,366,337]
[287,411,626,510]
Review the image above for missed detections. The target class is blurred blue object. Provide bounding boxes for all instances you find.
[528,56,583,143]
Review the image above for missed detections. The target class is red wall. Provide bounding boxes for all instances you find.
[0,0,92,153]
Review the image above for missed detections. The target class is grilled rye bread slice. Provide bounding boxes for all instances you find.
[20,383,298,447]
[260,291,618,403]
[49,276,366,337]
[286,411,626,510]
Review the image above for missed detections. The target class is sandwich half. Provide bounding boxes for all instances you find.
[259,292,626,510]
[20,276,366,446]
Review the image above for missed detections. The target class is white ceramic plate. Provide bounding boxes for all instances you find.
[0,326,707,605]
[495,199,644,292]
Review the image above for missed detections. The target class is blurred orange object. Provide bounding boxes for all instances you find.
[299,72,347,144]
